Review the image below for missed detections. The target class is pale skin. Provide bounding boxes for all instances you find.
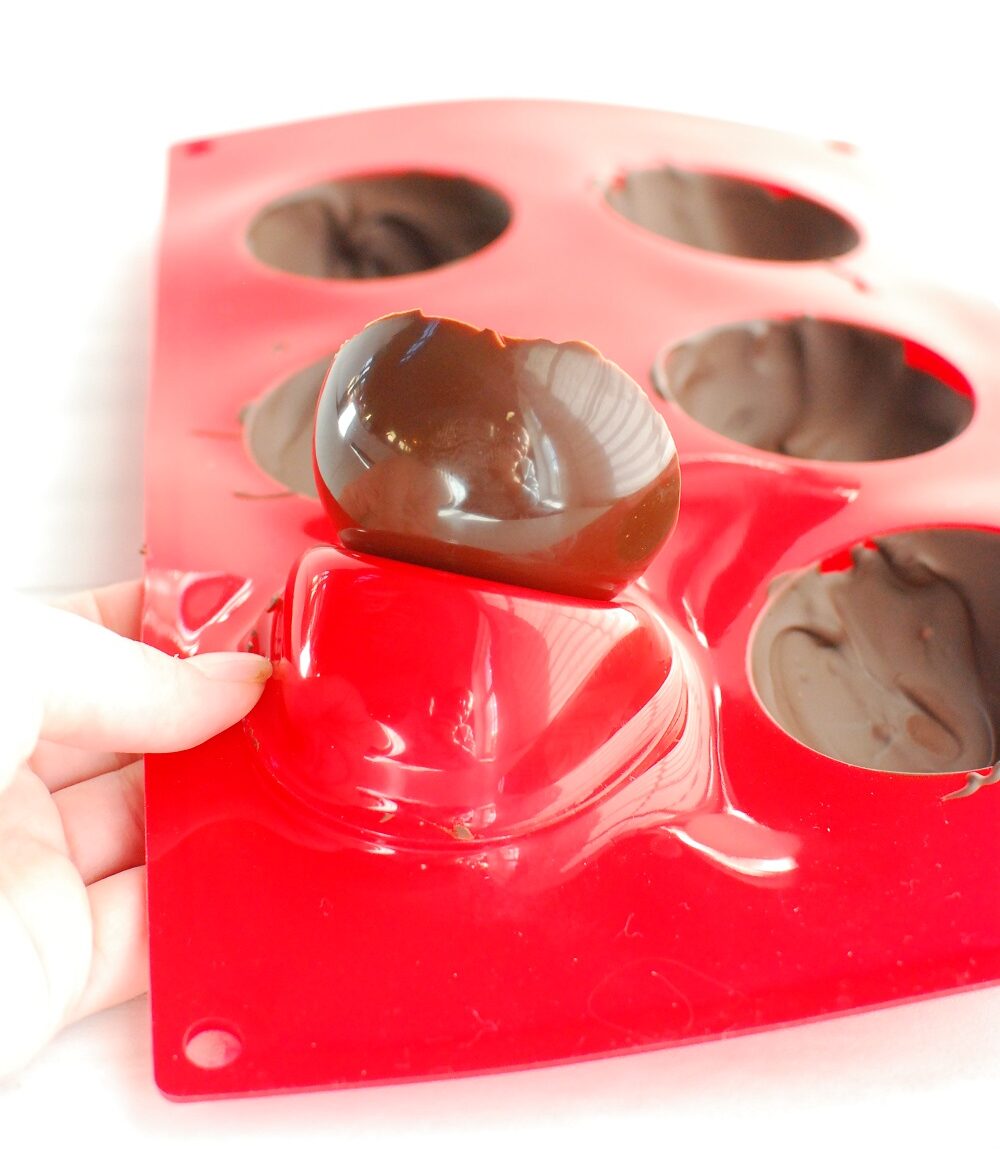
[0,581,271,1078]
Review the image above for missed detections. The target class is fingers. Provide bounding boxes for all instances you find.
[0,838,91,1078]
[0,583,146,789]
[65,866,148,1026]
[29,741,138,793]
[15,596,271,754]
[0,850,148,1074]
[54,579,145,640]
[0,888,58,1078]
[0,673,44,791]
[53,760,146,885]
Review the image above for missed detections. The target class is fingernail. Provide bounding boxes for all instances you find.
[188,652,273,685]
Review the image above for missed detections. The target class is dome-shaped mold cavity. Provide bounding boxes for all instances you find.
[655,317,972,462]
[606,167,858,261]
[247,173,510,279]
[242,357,331,496]
[752,529,1000,777]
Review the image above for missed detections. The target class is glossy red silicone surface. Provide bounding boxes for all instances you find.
[144,101,1000,1101]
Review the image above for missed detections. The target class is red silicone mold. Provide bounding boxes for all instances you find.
[143,100,1000,1101]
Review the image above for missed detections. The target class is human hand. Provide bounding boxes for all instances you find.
[0,581,271,1077]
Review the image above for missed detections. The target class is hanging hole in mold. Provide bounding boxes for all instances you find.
[605,167,859,261]
[751,528,1000,777]
[183,1023,243,1069]
[242,356,332,497]
[247,172,511,279]
[655,317,972,462]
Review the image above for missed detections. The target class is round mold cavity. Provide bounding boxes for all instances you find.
[655,317,972,462]
[751,528,1000,777]
[242,356,332,497]
[605,167,859,261]
[247,172,511,279]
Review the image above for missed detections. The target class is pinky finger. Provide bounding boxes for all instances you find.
[66,866,149,1026]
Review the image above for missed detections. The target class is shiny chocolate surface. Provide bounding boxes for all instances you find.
[313,312,681,599]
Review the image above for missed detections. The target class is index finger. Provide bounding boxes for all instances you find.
[1,593,271,791]
[54,580,144,640]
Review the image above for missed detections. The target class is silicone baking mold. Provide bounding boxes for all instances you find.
[143,100,1000,1101]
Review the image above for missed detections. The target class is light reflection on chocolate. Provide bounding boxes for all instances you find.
[247,173,510,279]
[752,530,1000,776]
[313,312,681,599]
[657,317,972,462]
[606,167,859,261]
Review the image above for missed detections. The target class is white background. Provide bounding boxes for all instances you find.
[1,2,999,1145]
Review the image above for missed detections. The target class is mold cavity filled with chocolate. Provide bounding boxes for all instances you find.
[605,168,858,261]
[656,317,972,462]
[243,357,330,497]
[752,530,1000,776]
[247,173,510,279]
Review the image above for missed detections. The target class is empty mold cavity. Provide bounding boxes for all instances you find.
[752,529,1000,776]
[243,357,331,496]
[656,317,972,462]
[605,168,858,261]
[247,173,510,279]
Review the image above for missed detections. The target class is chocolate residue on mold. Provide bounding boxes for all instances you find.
[242,357,330,497]
[605,167,859,261]
[247,173,510,279]
[657,318,972,462]
[752,530,1000,776]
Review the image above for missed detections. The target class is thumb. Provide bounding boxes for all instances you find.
[4,599,270,772]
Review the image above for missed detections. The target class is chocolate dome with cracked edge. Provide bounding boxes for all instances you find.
[313,312,681,599]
